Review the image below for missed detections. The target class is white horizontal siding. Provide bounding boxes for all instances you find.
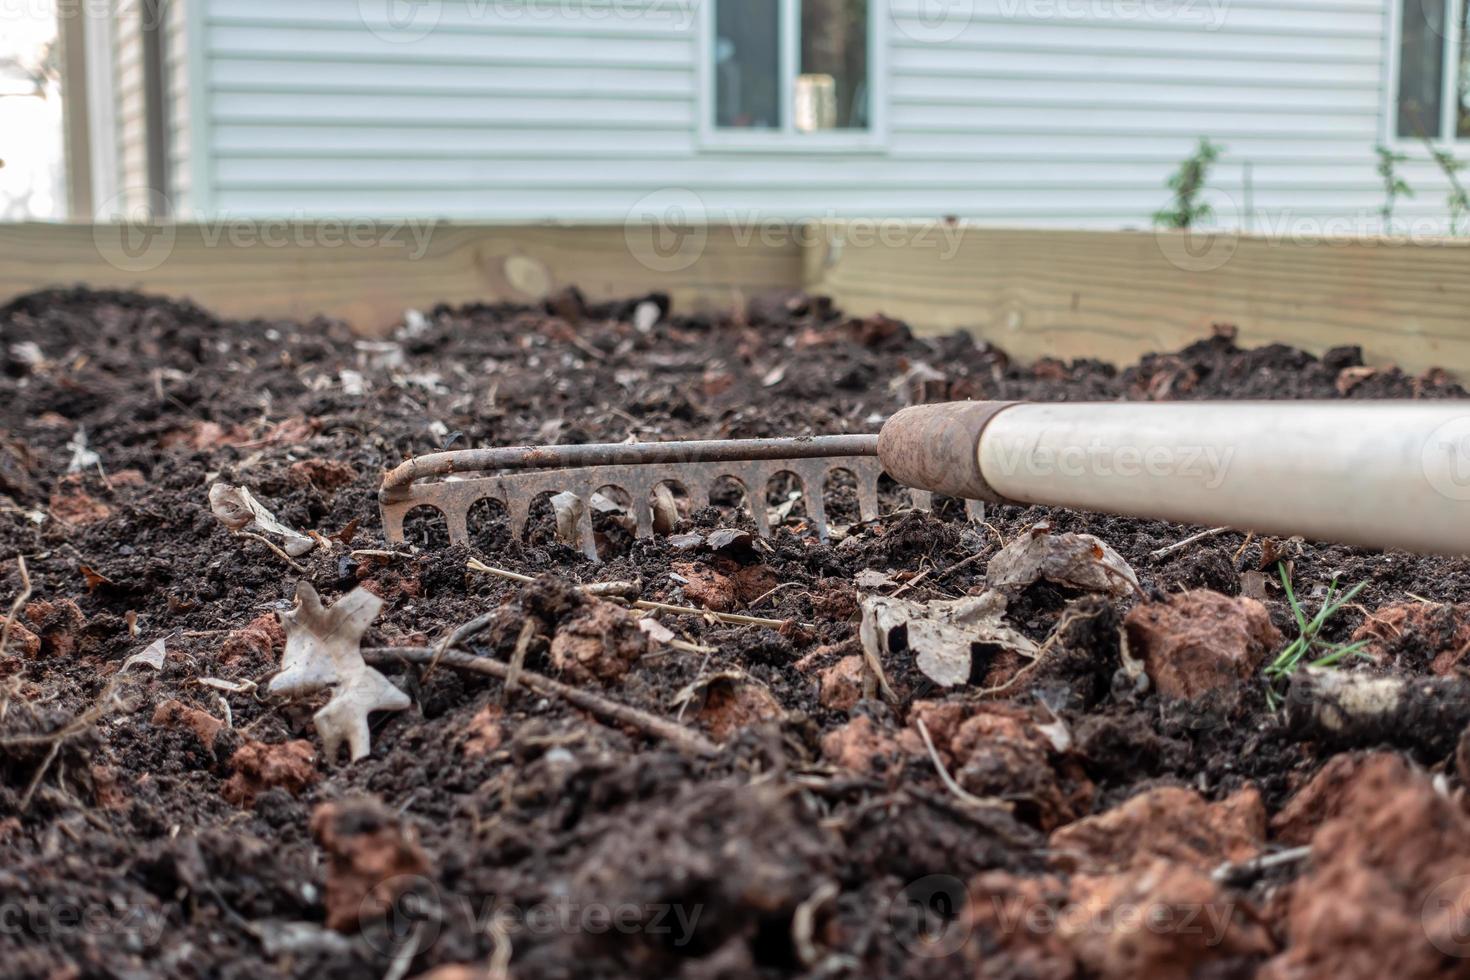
[193,0,1465,232]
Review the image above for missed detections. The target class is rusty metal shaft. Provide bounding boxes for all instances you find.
[380,434,879,502]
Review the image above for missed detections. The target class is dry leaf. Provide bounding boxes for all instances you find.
[637,617,677,645]
[706,528,753,552]
[209,483,316,558]
[65,426,100,473]
[986,524,1138,598]
[860,592,1039,689]
[549,491,585,547]
[79,564,114,592]
[650,484,681,535]
[122,638,166,672]
[855,569,897,591]
[267,582,409,763]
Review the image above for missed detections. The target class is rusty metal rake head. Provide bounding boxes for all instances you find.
[379,435,983,559]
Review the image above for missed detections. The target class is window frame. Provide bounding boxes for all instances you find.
[697,0,888,153]
[1386,0,1469,145]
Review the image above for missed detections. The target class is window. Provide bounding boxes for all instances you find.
[705,0,881,148]
[1395,0,1469,139]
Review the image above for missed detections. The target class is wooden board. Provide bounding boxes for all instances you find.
[805,225,1470,377]
[0,222,800,337]
[6,221,1470,377]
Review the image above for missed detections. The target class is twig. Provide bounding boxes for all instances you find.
[424,609,500,682]
[503,618,536,699]
[1211,844,1312,885]
[913,718,1009,811]
[466,559,640,599]
[1,555,33,660]
[236,531,307,573]
[973,606,1103,698]
[1150,526,1231,560]
[363,646,718,757]
[1233,531,1255,564]
[630,598,799,630]
[467,559,803,628]
[895,548,990,598]
[18,741,60,812]
[792,881,840,968]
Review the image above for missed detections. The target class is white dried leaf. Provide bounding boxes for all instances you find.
[769,490,802,525]
[66,427,100,474]
[550,491,585,547]
[122,638,166,672]
[398,308,431,339]
[209,483,316,557]
[855,569,897,590]
[197,676,256,694]
[637,617,677,645]
[339,369,366,396]
[633,301,661,334]
[986,524,1138,598]
[354,340,405,371]
[267,582,410,762]
[761,364,788,388]
[860,592,1039,689]
[10,341,45,367]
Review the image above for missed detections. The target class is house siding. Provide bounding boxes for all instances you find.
[189,0,1461,231]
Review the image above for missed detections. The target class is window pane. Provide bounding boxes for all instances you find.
[1398,0,1445,138]
[715,0,781,129]
[799,0,869,130]
[1459,0,1470,137]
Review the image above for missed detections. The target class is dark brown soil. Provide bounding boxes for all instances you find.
[1,287,1468,979]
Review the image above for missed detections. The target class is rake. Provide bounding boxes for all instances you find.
[380,401,1470,558]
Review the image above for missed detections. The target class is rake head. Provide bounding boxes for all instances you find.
[379,436,984,559]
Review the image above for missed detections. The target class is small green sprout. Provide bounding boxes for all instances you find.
[1264,562,1371,708]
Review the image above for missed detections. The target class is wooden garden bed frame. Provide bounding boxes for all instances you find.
[3,221,1468,376]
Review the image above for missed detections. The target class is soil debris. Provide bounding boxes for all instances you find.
[221,738,318,806]
[1261,754,1470,977]
[1125,590,1282,700]
[548,598,649,684]
[311,798,430,933]
[1049,785,1265,873]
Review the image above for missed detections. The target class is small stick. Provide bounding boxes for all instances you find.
[1150,526,1232,560]
[503,618,536,698]
[363,646,718,757]
[1233,531,1255,564]
[424,609,500,682]
[236,531,307,573]
[1211,845,1311,885]
[895,548,990,598]
[914,718,1009,812]
[467,559,802,629]
[1,555,33,659]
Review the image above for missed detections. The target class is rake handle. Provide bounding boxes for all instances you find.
[879,401,1470,556]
